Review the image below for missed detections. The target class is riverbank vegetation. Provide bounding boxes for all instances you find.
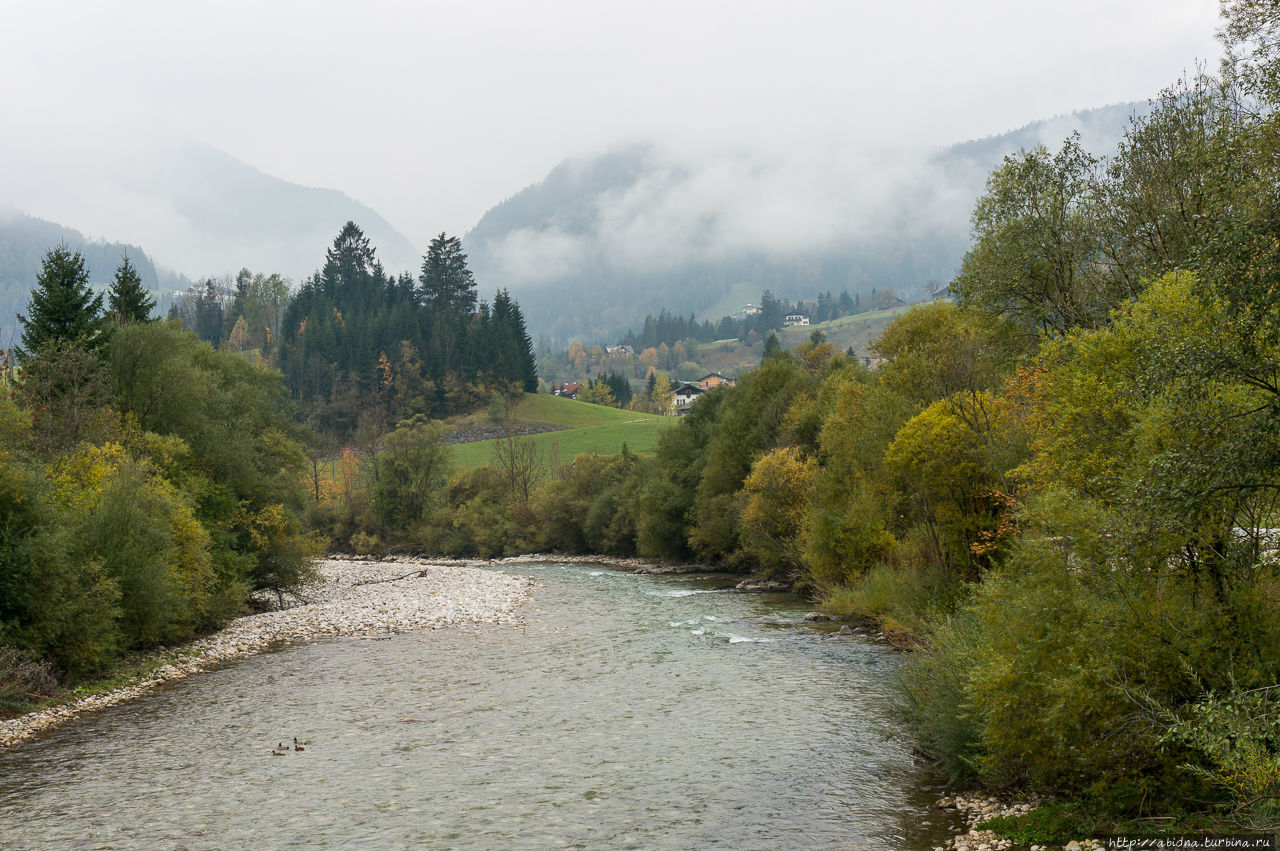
[0,220,546,716]
[1,315,317,709]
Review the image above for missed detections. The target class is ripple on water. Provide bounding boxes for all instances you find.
[0,561,955,850]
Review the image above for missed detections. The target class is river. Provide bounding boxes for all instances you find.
[0,561,959,849]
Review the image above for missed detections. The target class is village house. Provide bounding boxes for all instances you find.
[783,313,809,327]
[553,382,582,399]
[698,372,734,390]
[673,382,704,413]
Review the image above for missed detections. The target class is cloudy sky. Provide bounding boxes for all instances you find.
[1,0,1221,248]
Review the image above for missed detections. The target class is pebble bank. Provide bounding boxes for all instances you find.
[0,557,533,750]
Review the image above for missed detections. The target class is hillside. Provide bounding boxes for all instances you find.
[465,103,1143,346]
[0,211,188,345]
[778,304,913,355]
[447,394,676,472]
[1,141,420,287]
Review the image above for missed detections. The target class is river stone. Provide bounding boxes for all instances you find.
[0,557,535,751]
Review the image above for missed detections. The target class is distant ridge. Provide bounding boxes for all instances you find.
[138,142,422,280]
[0,210,189,345]
[0,141,422,289]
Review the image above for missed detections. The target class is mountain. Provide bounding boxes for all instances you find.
[0,141,421,288]
[0,210,189,347]
[466,103,1145,345]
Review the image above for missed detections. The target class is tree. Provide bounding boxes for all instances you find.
[740,446,817,577]
[419,233,477,316]
[577,379,616,407]
[373,416,450,528]
[419,233,478,372]
[951,135,1106,336]
[1219,0,1280,106]
[16,244,105,361]
[17,340,114,456]
[759,290,784,330]
[226,317,251,353]
[193,279,224,346]
[107,255,155,323]
[650,371,676,415]
[491,425,545,503]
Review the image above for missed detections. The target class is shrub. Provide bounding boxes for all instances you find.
[372,416,449,529]
[0,646,60,716]
[1162,687,1280,832]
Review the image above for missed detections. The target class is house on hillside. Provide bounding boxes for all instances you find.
[783,313,809,327]
[673,382,704,413]
[741,303,762,317]
[554,382,582,399]
[698,372,734,390]
[605,344,635,357]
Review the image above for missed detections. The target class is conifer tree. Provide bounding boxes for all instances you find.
[16,244,105,361]
[107,255,156,323]
[419,233,477,315]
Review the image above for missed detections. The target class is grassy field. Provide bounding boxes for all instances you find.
[778,304,913,354]
[504,393,663,428]
[448,394,677,473]
[695,281,762,323]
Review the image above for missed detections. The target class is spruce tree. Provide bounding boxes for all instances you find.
[419,233,477,315]
[107,255,156,323]
[16,244,105,361]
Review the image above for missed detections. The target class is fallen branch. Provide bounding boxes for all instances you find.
[351,569,432,587]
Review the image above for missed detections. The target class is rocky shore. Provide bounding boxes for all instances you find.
[0,557,534,750]
[932,795,1103,851]
[332,551,711,575]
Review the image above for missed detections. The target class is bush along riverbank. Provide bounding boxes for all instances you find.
[0,558,532,749]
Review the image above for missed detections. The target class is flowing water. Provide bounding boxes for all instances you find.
[0,562,960,849]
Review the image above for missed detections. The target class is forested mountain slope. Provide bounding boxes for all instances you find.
[466,103,1143,344]
[0,211,186,345]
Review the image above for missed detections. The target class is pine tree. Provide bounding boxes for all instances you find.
[419,233,478,373]
[107,255,156,323]
[193,279,225,346]
[16,244,106,361]
[419,233,477,315]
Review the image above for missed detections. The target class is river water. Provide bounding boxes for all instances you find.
[0,562,958,849]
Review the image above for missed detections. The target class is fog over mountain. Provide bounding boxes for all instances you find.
[467,103,1144,344]
[0,139,420,285]
[0,100,1141,348]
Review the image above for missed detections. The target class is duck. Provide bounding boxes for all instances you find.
[293,737,307,751]
[270,748,286,756]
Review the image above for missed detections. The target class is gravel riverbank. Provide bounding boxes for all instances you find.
[0,557,534,750]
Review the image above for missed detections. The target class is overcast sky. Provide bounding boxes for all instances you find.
[1,0,1222,247]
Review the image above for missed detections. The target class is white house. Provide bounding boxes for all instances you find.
[673,382,704,412]
[783,313,810,326]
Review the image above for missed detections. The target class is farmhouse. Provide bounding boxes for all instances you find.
[673,382,704,413]
[698,372,734,390]
[783,313,809,327]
